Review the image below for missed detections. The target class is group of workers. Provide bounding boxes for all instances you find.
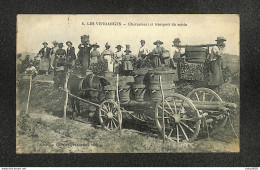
[35,35,226,88]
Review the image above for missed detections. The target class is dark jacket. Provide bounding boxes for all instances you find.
[39,47,51,58]
[67,47,76,60]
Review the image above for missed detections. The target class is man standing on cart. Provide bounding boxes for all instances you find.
[170,38,185,81]
[78,35,92,75]
[208,37,226,90]
[49,41,59,74]
[53,43,67,88]
[38,42,51,75]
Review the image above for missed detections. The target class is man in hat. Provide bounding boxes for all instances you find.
[101,42,114,72]
[65,41,76,71]
[78,37,92,73]
[170,38,185,81]
[38,42,51,75]
[138,40,149,59]
[152,40,166,67]
[208,37,226,89]
[114,45,123,74]
[50,41,59,72]
[53,43,67,88]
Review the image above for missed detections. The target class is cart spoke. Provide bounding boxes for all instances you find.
[176,125,180,143]
[195,92,200,101]
[165,100,175,114]
[112,119,118,128]
[179,124,189,141]
[106,121,110,129]
[110,121,113,130]
[168,129,174,138]
[210,95,215,101]
[158,106,172,115]
[202,91,206,101]
[180,121,194,133]
[103,104,109,112]
[113,117,119,123]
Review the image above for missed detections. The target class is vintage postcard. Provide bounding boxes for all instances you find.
[16,14,240,153]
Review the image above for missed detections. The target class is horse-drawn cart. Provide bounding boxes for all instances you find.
[63,67,237,143]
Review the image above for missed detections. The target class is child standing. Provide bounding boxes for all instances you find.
[122,49,133,76]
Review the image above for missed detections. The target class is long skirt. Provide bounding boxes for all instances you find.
[123,61,133,71]
[104,55,113,72]
[152,56,161,68]
[39,57,49,71]
[209,60,224,86]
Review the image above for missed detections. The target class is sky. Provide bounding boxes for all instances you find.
[17,14,239,56]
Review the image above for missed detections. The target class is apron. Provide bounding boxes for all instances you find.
[104,55,113,72]
[209,59,224,86]
[39,58,49,71]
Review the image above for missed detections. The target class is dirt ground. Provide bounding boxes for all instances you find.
[16,75,240,153]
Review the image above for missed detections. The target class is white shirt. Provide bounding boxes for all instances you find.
[138,45,149,57]
[210,46,223,60]
[170,46,184,59]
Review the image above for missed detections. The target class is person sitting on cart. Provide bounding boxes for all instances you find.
[114,45,123,74]
[38,42,51,75]
[151,40,166,68]
[65,41,76,72]
[122,49,134,76]
[208,37,226,91]
[53,43,67,88]
[101,42,114,72]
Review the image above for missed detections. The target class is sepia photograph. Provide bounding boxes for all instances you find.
[16,14,240,153]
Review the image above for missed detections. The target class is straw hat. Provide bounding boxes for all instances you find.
[92,43,100,48]
[66,41,72,45]
[105,42,110,47]
[215,37,226,41]
[115,45,123,49]
[153,40,163,45]
[42,42,48,45]
[173,38,181,43]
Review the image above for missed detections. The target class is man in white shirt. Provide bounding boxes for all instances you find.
[208,37,226,89]
[169,38,185,81]
[138,40,149,60]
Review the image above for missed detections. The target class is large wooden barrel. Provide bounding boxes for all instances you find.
[148,69,176,85]
[119,85,131,102]
[133,69,149,85]
[149,84,175,101]
[185,47,207,63]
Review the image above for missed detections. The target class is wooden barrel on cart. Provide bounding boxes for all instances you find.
[119,84,131,102]
[148,69,176,85]
[185,47,207,63]
[133,84,146,102]
[149,83,175,101]
[104,85,116,100]
[133,69,148,85]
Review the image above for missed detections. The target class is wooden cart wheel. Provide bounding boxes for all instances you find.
[187,88,228,135]
[99,100,122,131]
[155,93,201,143]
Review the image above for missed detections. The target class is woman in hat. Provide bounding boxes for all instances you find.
[114,45,123,74]
[65,41,76,71]
[208,37,226,90]
[101,42,114,72]
[90,43,101,64]
[53,43,67,88]
[122,49,134,76]
[152,40,166,68]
